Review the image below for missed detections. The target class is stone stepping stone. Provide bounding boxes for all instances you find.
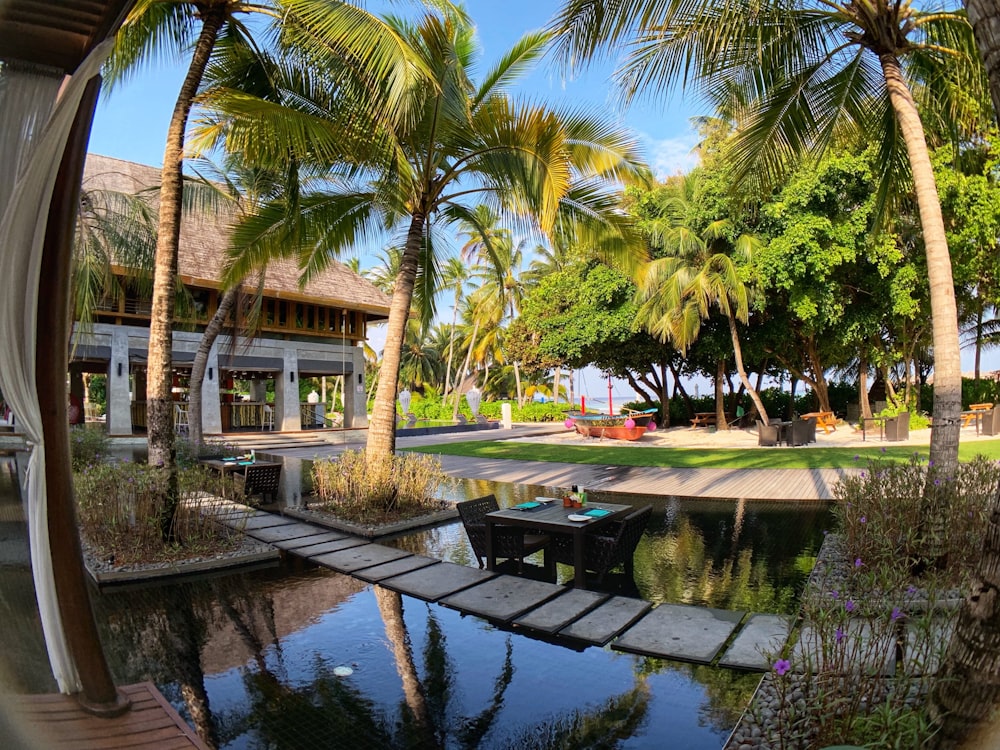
[295,537,370,557]
[272,531,347,552]
[311,544,413,573]
[559,596,651,646]
[613,604,745,664]
[380,561,496,602]
[240,515,297,531]
[440,576,564,623]
[902,617,955,676]
[248,522,335,544]
[717,614,792,670]
[794,619,895,675]
[353,555,440,583]
[513,589,609,634]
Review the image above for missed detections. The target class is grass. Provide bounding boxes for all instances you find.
[405,439,1000,469]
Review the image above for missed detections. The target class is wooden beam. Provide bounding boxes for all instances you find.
[37,74,129,717]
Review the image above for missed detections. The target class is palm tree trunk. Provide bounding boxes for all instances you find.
[514,360,523,407]
[443,290,461,400]
[189,287,238,447]
[928,490,1000,748]
[727,311,768,423]
[373,586,431,733]
[860,350,873,420]
[880,52,962,482]
[714,359,726,427]
[452,319,479,420]
[965,0,1000,121]
[366,212,424,463]
[147,8,227,539]
[553,366,562,405]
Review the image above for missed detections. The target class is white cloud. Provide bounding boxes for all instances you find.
[639,132,701,180]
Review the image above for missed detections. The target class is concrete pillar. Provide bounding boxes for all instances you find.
[501,402,513,429]
[345,346,368,428]
[202,344,222,434]
[107,329,131,435]
[278,456,302,508]
[274,348,300,431]
[249,380,267,402]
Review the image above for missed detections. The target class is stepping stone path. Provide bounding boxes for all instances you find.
[202,500,801,670]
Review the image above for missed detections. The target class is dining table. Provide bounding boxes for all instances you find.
[199,457,282,476]
[484,499,633,587]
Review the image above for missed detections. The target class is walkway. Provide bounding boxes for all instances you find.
[245,425,861,501]
[202,499,792,673]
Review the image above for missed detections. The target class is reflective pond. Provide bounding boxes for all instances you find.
[0,452,833,749]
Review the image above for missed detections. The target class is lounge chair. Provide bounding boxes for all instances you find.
[788,418,815,447]
[757,420,781,447]
[551,505,653,583]
[457,494,550,573]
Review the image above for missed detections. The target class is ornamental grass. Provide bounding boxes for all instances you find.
[75,460,241,566]
[745,456,1000,750]
[310,449,450,525]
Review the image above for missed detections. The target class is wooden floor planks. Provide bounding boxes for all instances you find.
[11,682,211,750]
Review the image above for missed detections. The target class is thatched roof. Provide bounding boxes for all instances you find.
[82,153,392,318]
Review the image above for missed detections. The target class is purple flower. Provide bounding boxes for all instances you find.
[835,626,845,644]
[881,446,886,453]
[860,472,867,478]
[859,516,867,524]
[855,557,863,568]
[907,585,917,595]
[890,607,903,622]
[846,600,856,613]
[830,590,839,599]
[934,479,941,486]
[774,659,791,676]
[853,454,860,461]
[928,460,934,467]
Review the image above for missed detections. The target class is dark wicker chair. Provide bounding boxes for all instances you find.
[757,420,780,447]
[788,418,815,447]
[983,407,1000,436]
[234,463,281,505]
[457,494,550,572]
[884,412,909,442]
[551,505,653,583]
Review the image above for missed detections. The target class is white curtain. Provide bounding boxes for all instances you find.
[0,41,113,694]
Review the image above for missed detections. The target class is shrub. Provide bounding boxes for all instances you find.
[75,461,241,565]
[311,449,450,524]
[70,425,110,472]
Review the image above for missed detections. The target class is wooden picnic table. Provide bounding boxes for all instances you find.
[801,411,836,434]
[962,403,993,430]
[690,412,717,428]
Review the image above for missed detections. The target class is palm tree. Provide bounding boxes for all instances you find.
[965,1,1000,117]
[210,10,650,467]
[549,0,987,481]
[634,173,768,426]
[108,0,429,531]
[439,256,472,402]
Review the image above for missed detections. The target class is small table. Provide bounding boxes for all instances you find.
[801,411,836,434]
[962,404,992,433]
[200,458,281,475]
[485,500,632,587]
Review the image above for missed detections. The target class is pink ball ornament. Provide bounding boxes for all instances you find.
[623,418,636,429]
[647,422,657,432]
[564,418,575,429]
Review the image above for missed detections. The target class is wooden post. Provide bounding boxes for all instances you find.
[37,75,129,716]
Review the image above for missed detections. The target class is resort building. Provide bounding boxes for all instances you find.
[72,154,392,436]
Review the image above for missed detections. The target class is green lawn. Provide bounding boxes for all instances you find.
[406,439,1000,469]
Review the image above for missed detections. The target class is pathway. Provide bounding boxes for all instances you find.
[202,499,793,673]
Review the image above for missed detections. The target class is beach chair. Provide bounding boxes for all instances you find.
[551,505,653,583]
[457,494,550,573]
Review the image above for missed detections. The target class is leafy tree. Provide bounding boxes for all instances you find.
[549,0,989,494]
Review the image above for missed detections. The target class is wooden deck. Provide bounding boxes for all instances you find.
[10,681,210,749]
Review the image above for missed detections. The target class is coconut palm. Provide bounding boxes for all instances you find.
[439,256,472,401]
[549,0,988,481]
[207,9,650,466]
[634,172,768,426]
[107,0,431,528]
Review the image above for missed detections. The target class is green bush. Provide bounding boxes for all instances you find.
[70,425,110,472]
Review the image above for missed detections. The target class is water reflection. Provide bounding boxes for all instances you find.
[0,451,823,748]
[89,565,754,748]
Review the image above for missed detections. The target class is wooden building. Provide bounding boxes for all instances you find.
[71,154,392,435]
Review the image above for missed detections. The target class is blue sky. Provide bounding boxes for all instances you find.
[88,1,702,182]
